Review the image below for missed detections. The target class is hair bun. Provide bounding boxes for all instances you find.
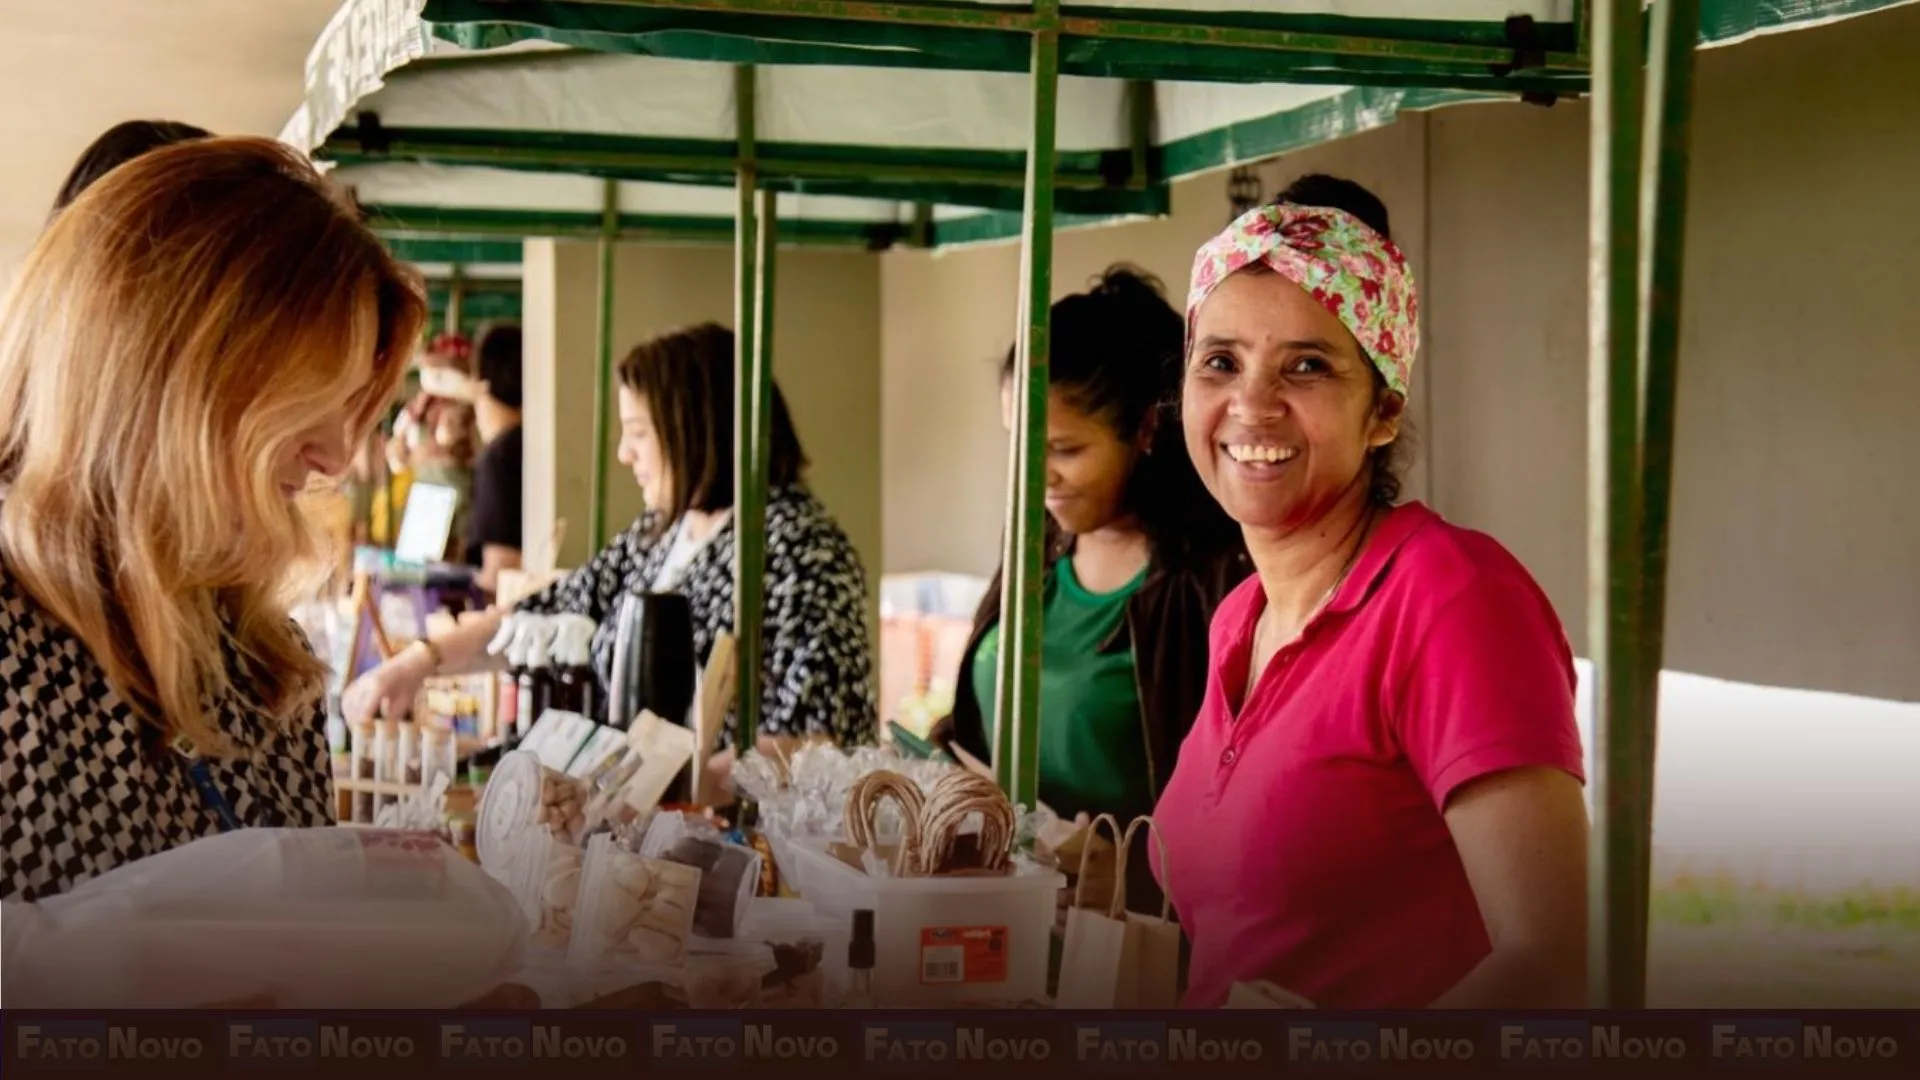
[1088,264,1168,303]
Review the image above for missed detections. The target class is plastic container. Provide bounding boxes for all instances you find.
[476,750,590,870]
[786,836,1063,1007]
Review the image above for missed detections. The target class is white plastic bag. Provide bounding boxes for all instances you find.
[2,828,527,1009]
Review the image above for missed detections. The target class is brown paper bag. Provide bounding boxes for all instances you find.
[689,632,736,807]
[1037,817,1116,914]
[1053,815,1136,1009]
[1114,816,1182,1009]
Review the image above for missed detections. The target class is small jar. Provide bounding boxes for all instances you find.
[421,724,458,785]
[373,719,399,817]
[398,721,422,789]
[347,718,376,824]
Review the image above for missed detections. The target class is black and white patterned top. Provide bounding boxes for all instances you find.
[517,484,877,749]
[0,563,335,902]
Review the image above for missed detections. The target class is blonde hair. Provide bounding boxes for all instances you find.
[0,137,426,752]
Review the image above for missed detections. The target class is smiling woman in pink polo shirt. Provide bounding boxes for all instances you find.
[1150,176,1589,1010]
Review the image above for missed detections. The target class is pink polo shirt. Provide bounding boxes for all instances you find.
[1150,501,1584,1009]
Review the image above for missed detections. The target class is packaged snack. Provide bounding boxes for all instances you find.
[568,834,701,967]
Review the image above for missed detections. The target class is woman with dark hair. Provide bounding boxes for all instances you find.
[50,120,212,214]
[343,323,876,774]
[1150,175,1588,1009]
[933,266,1247,840]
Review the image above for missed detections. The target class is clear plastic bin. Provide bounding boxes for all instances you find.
[786,836,1063,1007]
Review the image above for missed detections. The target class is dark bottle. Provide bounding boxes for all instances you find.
[844,909,876,1009]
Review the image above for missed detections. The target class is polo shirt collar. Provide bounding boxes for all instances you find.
[1324,500,1437,616]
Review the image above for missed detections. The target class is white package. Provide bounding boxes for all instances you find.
[1,828,528,1009]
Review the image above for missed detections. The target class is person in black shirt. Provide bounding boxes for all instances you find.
[467,323,524,593]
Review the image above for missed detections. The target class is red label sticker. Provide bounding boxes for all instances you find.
[918,925,1009,985]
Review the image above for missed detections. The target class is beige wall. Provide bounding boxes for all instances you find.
[521,238,884,629]
[880,5,1920,702]
[1426,5,1920,702]
[881,117,1432,577]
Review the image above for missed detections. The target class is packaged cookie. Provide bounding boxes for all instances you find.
[477,750,590,870]
[568,833,701,968]
[505,829,585,951]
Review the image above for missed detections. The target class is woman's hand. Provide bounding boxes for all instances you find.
[341,646,435,725]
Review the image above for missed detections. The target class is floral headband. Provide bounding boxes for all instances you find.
[1186,203,1419,396]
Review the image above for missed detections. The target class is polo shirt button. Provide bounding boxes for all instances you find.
[1220,747,1237,766]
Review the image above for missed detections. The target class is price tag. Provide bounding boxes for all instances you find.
[919,926,1008,985]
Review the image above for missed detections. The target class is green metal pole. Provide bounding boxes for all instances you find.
[1587,0,1650,1011]
[991,4,1059,810]
[588,179,619,552]
[732,63,766,755]
[1629,0,1702,980]
[737,188,778,763]
[445,264,465,334]
[1125,80,1153,191]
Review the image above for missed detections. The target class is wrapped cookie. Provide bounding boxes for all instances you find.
[568,833,701,969]
[504,829,586,951]
[477,751,592,872]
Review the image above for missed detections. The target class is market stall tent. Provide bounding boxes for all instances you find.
[312,0,1918,1007]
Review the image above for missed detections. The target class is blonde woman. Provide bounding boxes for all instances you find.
[0,137,426,902]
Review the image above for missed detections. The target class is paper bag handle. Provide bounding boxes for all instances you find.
[1119,815,1174,922]
[1071,813,1124,909]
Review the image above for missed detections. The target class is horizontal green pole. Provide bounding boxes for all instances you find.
[418,275,522,293]
[325,130,1133,193]
[385,237,525,265]
[559,0,1584,70]
[364,205,908,247]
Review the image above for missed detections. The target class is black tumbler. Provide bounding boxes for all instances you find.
[605,591,697,734]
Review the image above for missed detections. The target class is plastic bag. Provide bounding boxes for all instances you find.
[640,812,762,939]
[506,830,586,950]
[2,828,527,1009]
[681,940,780,1008]
[567,833,700,969]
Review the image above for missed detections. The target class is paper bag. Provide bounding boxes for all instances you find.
[1036,818,1116,915]
[1114,816,1182,1010]
[619,711,697,814]
[1053,815,1133,1009]
[689,633,736,806]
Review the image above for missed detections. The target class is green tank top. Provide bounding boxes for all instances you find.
[970,559,1153,822]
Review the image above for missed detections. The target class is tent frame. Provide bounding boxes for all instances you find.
[410,0,1705,1009]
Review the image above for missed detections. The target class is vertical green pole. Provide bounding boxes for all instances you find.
[446,264,466,334]
[992,3,1059,809]
[1125,80,1153,191]
[1587,0,1649,1011]
[1629,0,1702,989]
[588,179,619,552]
[732,64,766,755]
